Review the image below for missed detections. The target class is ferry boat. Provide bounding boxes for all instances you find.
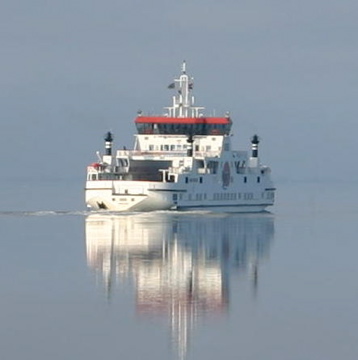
[85,62,275,212]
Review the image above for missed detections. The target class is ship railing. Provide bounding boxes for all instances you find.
[116,150,222,158]
[116,150,188,158]
[168,167,212,175]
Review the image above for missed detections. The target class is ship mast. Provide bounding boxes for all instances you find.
[165,61,204,118]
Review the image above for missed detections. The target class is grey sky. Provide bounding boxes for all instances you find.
[1,0,357,183]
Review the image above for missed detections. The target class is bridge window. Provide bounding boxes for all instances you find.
[136,120,232,135]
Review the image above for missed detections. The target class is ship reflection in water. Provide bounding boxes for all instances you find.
[85,212,274,359]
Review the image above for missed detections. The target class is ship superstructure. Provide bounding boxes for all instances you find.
[85,62,275,212]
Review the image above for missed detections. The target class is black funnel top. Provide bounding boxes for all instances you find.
[251,134,260,145]
[104,131,113,142]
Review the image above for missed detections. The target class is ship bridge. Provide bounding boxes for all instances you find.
[135,116,232,135]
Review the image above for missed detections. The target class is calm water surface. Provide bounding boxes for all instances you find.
[0,181,357,360]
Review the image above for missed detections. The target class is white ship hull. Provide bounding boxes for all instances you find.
[85,178,275,212]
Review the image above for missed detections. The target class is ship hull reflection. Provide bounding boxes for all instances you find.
[85,212,274,360]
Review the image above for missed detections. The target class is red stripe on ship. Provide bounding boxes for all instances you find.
[135,116,231,124]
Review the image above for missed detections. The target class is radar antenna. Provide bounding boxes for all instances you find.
[164,62,204,118]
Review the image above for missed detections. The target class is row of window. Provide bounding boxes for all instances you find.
[173,192,257,202]
[88,173,121,181]
[88,172,263,185]
[173,191,274,202]
[183,176,261,184]
[136,123,231,135]
[213,192,254,201]
[110,191,274,204]
[147,144,215,152]
[109,191,273,205]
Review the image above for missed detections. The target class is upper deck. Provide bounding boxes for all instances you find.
[134,61,232,136]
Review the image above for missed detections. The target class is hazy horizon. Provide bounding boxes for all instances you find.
[1,0,357,184]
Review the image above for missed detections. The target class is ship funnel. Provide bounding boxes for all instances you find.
[251,134,260,158]
[104,131,113,156]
